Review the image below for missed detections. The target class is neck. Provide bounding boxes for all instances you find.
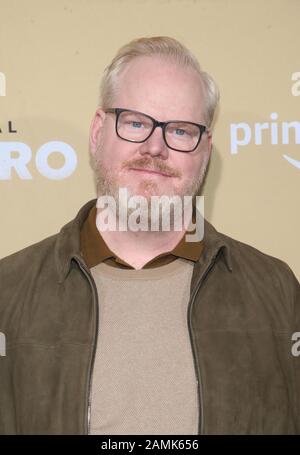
[96,209,193,270]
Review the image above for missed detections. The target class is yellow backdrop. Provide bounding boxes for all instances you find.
[0,0,299,279]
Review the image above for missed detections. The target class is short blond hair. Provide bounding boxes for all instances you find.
[99,36,219,128]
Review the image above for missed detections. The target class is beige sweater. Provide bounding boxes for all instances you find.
[89,257,198,435]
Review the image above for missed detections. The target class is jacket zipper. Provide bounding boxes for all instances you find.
[187,251,221,435]
[75,250,221,435]
[74,257,99,435]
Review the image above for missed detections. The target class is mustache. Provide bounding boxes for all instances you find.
[122,157,181,178]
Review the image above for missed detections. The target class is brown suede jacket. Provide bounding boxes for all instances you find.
[0,198,299,434]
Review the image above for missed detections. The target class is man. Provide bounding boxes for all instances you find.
[0,36,299,435]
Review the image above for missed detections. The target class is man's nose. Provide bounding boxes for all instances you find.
[139,126,169,158]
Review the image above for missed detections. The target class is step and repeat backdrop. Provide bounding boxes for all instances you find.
[0,0,299,279]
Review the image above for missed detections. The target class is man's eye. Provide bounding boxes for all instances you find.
[132,121,142,128]
[175,128,185,136]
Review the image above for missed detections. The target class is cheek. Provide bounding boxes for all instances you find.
[178,157,202,180]
[98,136,136,173]
[96,132,117,166]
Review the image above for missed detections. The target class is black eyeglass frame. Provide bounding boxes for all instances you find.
[104,107,207,153]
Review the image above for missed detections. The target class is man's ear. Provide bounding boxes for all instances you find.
[89,108,106,156]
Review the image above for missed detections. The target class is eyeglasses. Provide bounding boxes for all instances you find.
[104,108,207,153]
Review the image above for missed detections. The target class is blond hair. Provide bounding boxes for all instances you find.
[99,36,219,127]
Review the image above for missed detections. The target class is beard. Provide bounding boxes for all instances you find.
[90,149,208,232]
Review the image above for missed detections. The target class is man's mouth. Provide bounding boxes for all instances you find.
[130,168,172,177]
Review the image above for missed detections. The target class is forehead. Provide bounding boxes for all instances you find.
[114,55,205,122]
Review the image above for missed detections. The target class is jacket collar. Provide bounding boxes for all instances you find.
[55,198,233,283]
[55,199,96,283]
